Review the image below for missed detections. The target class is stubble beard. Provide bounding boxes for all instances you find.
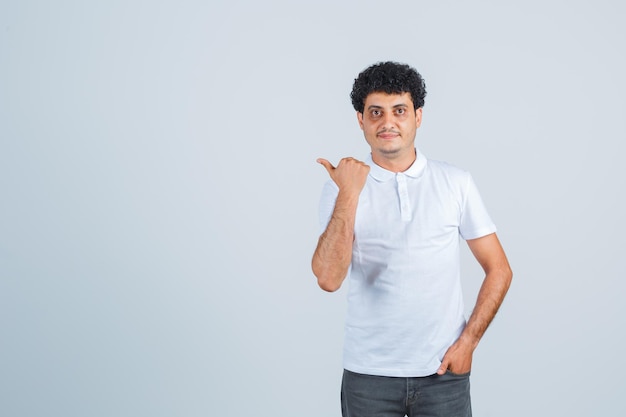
[375,140,406,158]
[378,147,402,157]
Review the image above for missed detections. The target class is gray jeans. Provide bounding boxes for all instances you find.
[341,369,472,417]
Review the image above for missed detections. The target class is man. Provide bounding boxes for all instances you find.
[311,62,512,417]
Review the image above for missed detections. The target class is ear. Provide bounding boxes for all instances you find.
[415,107,423,128]
[357,112,364,130]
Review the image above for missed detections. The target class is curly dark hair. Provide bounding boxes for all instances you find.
[350,61,427,113]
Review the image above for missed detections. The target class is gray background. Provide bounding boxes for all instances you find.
[1,1,624,416]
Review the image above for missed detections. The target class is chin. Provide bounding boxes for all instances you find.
[378,148,402,156]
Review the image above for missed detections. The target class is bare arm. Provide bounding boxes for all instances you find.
[311,157,369,292]
[437,232,512,374]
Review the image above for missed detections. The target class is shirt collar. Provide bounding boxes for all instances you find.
[367,149,428,182]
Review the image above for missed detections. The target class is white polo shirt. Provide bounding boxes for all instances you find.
[318,151,496,377]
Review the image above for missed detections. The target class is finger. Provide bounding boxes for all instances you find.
[316,158,335,175]
[437,359,448,375]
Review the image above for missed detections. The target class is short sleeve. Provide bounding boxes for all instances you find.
[459,174,497,240]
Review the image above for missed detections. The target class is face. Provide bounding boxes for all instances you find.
[357,92,422,167]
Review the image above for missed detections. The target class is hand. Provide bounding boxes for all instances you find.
[437,338,474,375]
[317,157,370,196]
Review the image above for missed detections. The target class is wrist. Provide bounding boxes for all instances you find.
[336,189,361,205]
[457,332,480,351]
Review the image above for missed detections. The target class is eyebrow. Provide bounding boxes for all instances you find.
[366,104,409,111]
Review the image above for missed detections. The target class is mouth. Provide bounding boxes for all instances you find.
[377,132,399,140]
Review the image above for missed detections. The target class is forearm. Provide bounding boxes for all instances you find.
[438,264,512,374]
[311,191,359,292]
[459,265,512,349]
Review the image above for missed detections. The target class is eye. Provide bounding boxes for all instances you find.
[396,108,405,115]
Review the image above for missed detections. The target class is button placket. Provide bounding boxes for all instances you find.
[396,173,412,222]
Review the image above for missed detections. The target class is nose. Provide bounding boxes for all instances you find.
[382,112,395,129]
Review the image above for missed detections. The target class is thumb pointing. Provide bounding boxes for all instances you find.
[316,158,335,175]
